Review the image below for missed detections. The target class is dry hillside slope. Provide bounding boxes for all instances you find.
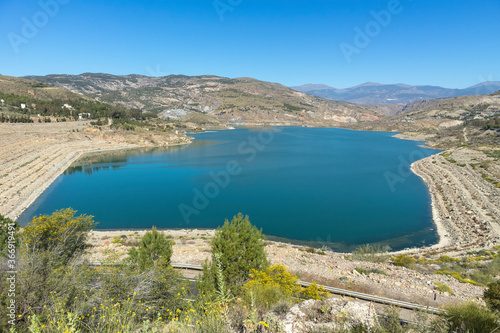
[24,73,381,125]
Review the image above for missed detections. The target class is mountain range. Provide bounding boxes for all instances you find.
[291,82,500,105]
[23,73,380,125]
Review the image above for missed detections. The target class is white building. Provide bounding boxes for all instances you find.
[78,113,91,120]
[21,103,26,109]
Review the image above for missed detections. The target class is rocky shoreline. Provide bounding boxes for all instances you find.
[393,134,500,257]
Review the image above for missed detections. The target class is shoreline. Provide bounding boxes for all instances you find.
[3,122,499,256]
[9,147,135,221]
[406,159,452,251]
[0,121,191,221]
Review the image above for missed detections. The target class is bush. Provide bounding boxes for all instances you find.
[352,243,390,263]
[128,227,173,270]
[434,282,453,294]
[244,264,299,310]
[21,208,97,265]
[243,264,327,311]
[437,255,460,263]
[300,282,328,301]
[484,280,500,312]
[206,213,268,293]
[305,247,326,255]
[443,302,499,333]
[392,254,416,268]
[435,269,484,286]
[355,267,387,276]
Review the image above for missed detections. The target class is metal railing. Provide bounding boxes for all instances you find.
[87,261,442,313]
[171,263,442,313]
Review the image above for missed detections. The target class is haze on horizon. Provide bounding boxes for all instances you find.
[0,0,499,89]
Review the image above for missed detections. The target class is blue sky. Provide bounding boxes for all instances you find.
[1,0,499,88]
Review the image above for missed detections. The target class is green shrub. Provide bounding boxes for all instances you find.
[304,247,326,255]
[355,267,387,276]
[392,254,416,268]
[243,264,327,311]
[111,237,122,244]
[435,270,484,286]
[352,243,390,263]
[128,227,173,270]
[434,282,453,294]
[369,268,387,275]
[443,302,499,333]
[355,267,368,275]
[484,280,500,312]
[207,213,268,293]
[437,255,460,263]
[21,208,97,265]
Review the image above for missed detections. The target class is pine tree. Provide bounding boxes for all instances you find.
[206,213,268,293]
[128,227,173,271]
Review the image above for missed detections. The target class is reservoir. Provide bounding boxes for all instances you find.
[19,127,440,251]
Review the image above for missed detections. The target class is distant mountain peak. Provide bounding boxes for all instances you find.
[292,81,500,106]
[352,82,384,88]
[290,83,334,91]
[467,81,500,89]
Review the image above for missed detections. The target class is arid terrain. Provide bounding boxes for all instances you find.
[84,228,484,308]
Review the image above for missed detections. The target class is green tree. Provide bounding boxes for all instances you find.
[204,213,268,294]
[128,227,173,270]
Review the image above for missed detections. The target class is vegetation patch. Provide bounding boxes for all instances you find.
[355,267,387,276]
[435,270,483,286]
[304,247,327,255]
[391,254,416,268]
[434,282,453,294]
[351,243,390,263]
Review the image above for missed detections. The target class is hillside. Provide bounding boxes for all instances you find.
[398,91,500,119]
[292,81,500,106]
[340,90,500,149]
[0,74,91,102]
[24,73,380,125]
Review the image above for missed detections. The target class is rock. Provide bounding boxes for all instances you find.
[281,298,378,333]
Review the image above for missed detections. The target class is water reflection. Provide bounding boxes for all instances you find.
[65,141,215,175]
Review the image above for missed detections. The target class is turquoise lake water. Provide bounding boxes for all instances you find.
[18,127,440,251]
